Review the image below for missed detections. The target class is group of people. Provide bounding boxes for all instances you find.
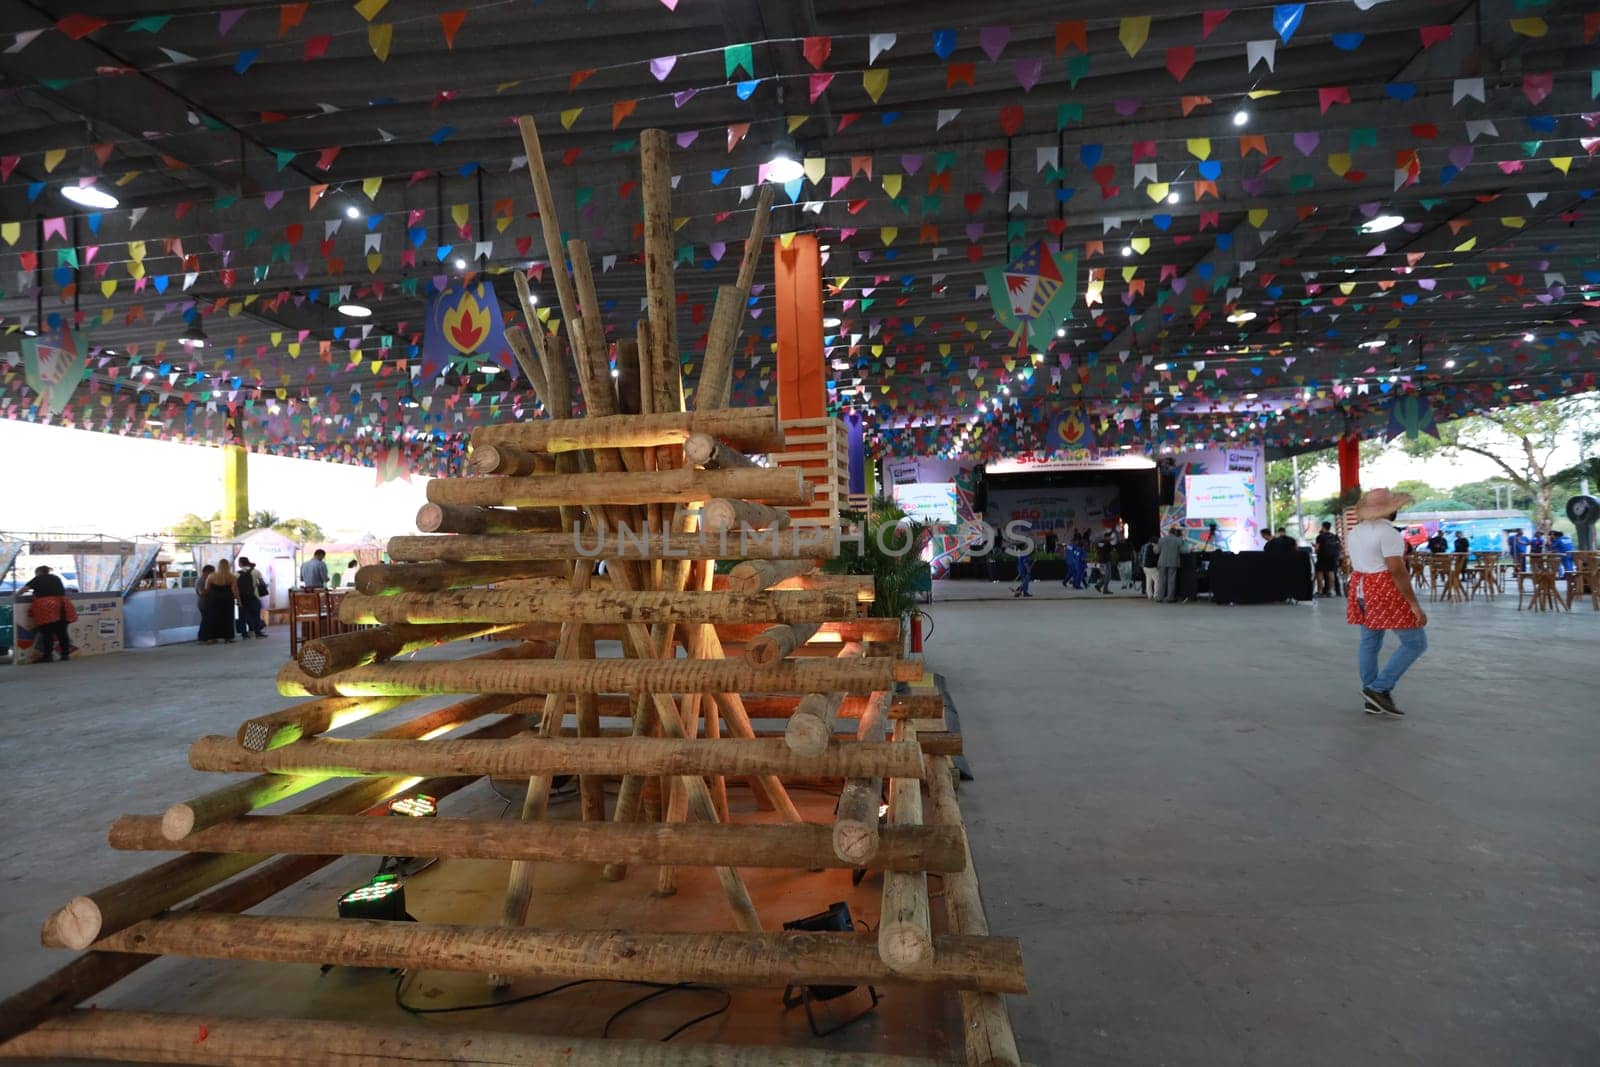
[195,557,270,644]
[1506,527,1577,574]
[298,548,360,590]
[1013,529,1124,598]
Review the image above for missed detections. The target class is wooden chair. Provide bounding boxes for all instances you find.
[1437,554,1469,604]
[1517,554,1566,613]
[1406,555,1427,590]
[1565,552,1600,610]
[288,591,330,658]
[1469,552,1501,600]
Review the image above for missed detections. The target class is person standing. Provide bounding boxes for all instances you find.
[1452,530,1470,554]
[299,548,330,589]
[1012,547,1034,598]
[1346,488,1428,717]
[19,565,76,663]
[343,559,360,587]
[235,557,268,639]
[199,559,239,645]
[1156,526,1186,602]
[1094,533,1116,595]
[1140,535,1161,600]
[1314,522,1342,597]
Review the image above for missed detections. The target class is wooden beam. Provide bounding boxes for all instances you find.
[470,407,785,454]
[188,735,927,781]
[700,497,791,533]
[295,623,513,679]
[339,588,858,627]
[879,722,933,973]
[353,561,568,596]
[466,443,554,477]
[834,691,891,865]
[269,654,918,699]
[426,467,813,508]
[414,503,560,535]
[1,1011,960,1065]
[90,915,1028,994]
[683,432,758,470]
[386,528,841,563]
[109,815,965,873]
[640,129,683,415]
[735,692,942,720]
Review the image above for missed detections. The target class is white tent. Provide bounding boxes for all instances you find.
[237,528,298,611]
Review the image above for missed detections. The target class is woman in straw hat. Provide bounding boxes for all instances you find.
[1345,488,1428,716]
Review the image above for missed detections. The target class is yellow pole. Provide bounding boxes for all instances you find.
[222,443,249,534]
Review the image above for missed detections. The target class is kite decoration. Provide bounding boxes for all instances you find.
[1385,393,1440,441]
[21,327,88,416]
[422,278,512,381]
[985,242,1079,357]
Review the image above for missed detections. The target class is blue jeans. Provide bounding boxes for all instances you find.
[1358,626,1427,692]
[1015,558,1032,595]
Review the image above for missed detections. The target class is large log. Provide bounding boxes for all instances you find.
[354,561,569,596]
[339,587,858,627]
[426,467,813,508]
[269,654,917,699]
[640,129,683,414]
[91,915,1028,994]
[234,694,409,751]
[165,695,534,838]
[928,756,1024,1067]
[727,558,817,593]
[683,431,758,470]
[737,692,942,720]
[0,1011,958,1065]
[879,722,933,973]
[42,715,530,950]
[718,618,900,644]
[515,115,586,375]
[748,623,823,667]
[471,407,785,454]
[276,639,557,698]
[110,815,964,872]
[467,443,554,477]
[387,527,841,563]
[188,735,927,781]
[783,643,866,755]
[415,502,560,534]
[295,622,513,678]
[700,497,791,533]
[834,691,892,865]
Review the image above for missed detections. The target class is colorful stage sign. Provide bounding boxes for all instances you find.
[894,482,960,525]
[1184,473,1256,519]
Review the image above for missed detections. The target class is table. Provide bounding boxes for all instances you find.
[1433,554,1469,604]
[1207,549,1313,605]
[1468,552,1502,600]
[1517,554,1567,612]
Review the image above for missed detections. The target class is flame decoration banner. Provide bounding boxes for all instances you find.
[421,279,512,382]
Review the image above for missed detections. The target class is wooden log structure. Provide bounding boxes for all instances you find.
[295,622,514,679]
[879,722,933,973]
[426,466,813,509]
[165,695,535,838]
[414,502,560,534]
[748,623,823,667]
[273,654,920,700]
[726,558,817,593]
[735,692,943,720]
[42,713,532,950]
[110,815,966,873]
[928,756,1024,1067]
[834,691,892,865]
[90,914,1028,994]
[783,642,865,754]
[188,735,927,782]
[353,560,568,596]
[470,406,785,454]
[683,431,759,470]
[700,497,792,534]
[339,587,859,627]
[386,528,841,563]
[466,443,554,477]
[0,1011,959,1066]
[231,695,407,752]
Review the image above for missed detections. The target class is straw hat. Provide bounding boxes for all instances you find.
[1354,487,1415,520]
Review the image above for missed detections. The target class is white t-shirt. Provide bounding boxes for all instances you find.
[1346,520,1404,573]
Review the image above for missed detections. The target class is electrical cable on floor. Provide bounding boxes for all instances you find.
[915,608,935,644]
[394,971,732,1042]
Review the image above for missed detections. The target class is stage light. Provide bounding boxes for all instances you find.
[337,873,409,921]
[765,137,806,184]
[782,901,879,1037]
[1359,214,1405,234]
[61,182,118,210]
[338,302,373,318]
[1227,310,1257,324]
[1232,109,1250,127]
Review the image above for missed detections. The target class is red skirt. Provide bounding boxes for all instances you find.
[1346,570,1420,630]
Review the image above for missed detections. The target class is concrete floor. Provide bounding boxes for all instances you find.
[2,593,1598,1064]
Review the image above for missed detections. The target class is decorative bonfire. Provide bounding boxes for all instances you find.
[0,117,1025,1066]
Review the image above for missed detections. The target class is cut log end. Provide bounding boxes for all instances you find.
[160,805,197,841]
[296,647,330,678]
[42,897,102,951]
[832,820,880,866]
[784,714,831,757]
[879,921,935,972]
[238,720,273,751]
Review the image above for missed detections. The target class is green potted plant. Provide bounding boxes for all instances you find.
[823,498,927,651]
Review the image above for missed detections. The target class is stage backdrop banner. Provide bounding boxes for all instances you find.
[984,486,1120,540]
[894,482,960,525]
[1185,473,1256,519]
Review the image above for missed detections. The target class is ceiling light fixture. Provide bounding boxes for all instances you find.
[454,258,468,270]
[1244,392,1259,400]
[1358,338,1386,349]
[1167,191,1180,205]
[1056,327,1066,337]
[345,205,362,219]
[180,314,208,349]
[1120,245,1133,257]
[822,317,842,328]
[764,136,806,184]
[1521,332,1534,342]
[1154,362,1170,371]
[61,182,119,210]
[1232,109,1250,127]
[1359,214,1405,234]
[337,302,373,318]
[1444,359,1457,368]
[1227,310,1257,324]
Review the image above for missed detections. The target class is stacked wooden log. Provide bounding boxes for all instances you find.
[0,118,1024,1066]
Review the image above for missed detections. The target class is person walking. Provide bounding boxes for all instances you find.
[1140,535,1161,600]
[1314,522,1342,597]
[299,548,330,589]
[1346,488,1428,717]
[235,557,268,639]
[1012,547,1034,598]
[1094,533,1116,595]
[20,565,77,663]
[1156,526,1186,602]
[198,559,239,645]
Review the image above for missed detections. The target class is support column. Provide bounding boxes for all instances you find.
[221,410,249,534]
[773,234,826,421]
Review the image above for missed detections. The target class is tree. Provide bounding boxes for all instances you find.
[248,510,281,531]
[1391,479,1444,504]
[1399,395,1596,528]
[273,518,326,543]
[167,513,215,543]
[1447,478,1533,512]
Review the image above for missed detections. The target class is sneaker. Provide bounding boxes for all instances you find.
[255,632,268,639]
[1362,688,1403,716]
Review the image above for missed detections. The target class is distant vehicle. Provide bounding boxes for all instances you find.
[1397,509,1531,553]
